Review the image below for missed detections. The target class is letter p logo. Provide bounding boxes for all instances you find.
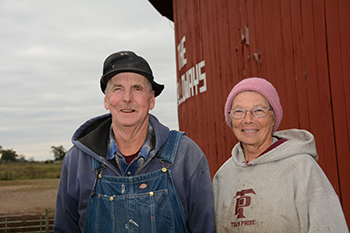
[233,189,256,219]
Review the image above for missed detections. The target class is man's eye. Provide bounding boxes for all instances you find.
[134,86,143,92]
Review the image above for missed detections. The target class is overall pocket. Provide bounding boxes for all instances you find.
[92,189,175,233]
[136,189,175,233]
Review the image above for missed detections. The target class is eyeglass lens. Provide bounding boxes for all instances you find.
[230,106,270,119]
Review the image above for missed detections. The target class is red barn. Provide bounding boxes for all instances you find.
[150,0,350,225]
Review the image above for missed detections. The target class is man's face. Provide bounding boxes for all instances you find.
[104,72,155,130]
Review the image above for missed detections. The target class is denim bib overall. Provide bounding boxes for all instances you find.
[83,131,187,233]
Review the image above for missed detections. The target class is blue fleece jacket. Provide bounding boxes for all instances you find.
[54,113,215,232]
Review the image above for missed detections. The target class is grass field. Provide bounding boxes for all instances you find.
[0,162,62,180]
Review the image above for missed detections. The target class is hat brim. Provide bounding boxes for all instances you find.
[100,69,164,97]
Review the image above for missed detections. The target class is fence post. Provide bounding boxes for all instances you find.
[5,216,7,233]
[45,209,49,233]
[40,215,43,232]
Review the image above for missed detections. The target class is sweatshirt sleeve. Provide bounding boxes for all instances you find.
[187,155,215,233]
[296,156,349,232]
[54,152,81,233]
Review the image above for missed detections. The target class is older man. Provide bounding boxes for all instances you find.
[54,51,215,233]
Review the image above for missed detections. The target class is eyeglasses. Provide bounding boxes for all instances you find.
[229,106,272,119]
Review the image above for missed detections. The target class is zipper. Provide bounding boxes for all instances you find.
[103,162,122,176]
[134,153,158,175]
[102,151,159,177]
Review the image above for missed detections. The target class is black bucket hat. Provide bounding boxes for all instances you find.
[100,51,164,97]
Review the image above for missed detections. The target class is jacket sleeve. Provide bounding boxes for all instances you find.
[54,151,81,233]
[187,155,215,233]
[296,156,349,232]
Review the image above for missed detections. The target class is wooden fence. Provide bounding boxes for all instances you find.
[0,210,54,233]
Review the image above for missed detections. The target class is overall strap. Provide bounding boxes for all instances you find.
[160,130,185,164]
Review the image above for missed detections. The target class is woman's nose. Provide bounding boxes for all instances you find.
[243,111,254,121]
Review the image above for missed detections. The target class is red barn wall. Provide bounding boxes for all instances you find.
[170,0,350,224]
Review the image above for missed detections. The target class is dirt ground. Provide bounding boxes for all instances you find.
[0,179,59,215]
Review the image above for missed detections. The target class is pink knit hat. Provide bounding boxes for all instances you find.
[224,77,283,132]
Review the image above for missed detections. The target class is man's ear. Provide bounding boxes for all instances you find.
[149,91,155,110]
[104,96,109,110]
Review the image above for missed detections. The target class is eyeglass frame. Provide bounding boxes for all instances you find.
[229,106,273,119]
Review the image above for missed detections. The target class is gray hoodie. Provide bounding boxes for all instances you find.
[213,129,348,232]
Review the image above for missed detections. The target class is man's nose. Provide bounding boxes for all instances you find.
[123,90,133,102]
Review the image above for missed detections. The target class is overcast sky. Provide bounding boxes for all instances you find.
[0,0,179,161]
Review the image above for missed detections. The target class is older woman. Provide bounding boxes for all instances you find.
[213,77,348,232]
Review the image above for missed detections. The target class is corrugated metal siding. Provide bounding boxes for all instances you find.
[172,0,350,223]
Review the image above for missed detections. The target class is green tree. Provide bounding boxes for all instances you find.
[0,148,18,162]
[51,145,67,161]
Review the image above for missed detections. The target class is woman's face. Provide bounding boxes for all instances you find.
[230,91,275,150]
